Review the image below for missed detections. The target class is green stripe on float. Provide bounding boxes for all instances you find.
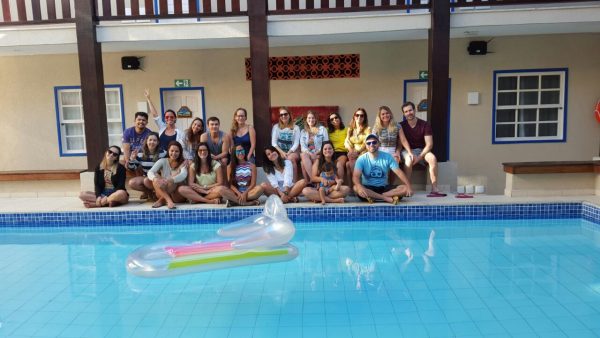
[168,249,290,269]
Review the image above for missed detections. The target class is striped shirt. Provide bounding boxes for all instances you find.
[127,150,167,175]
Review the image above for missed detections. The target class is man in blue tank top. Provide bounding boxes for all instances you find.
[353,134,413,204]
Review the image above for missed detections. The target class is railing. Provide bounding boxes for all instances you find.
[0,0,593,26]
[0,0,74,25]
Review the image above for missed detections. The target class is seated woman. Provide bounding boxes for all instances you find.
[302,141,350,204]
[182,117,204,161]
[177,142,224,204]
[299,110,328,183]
[220,144,264,206]
[230,108,256,162]
[271,107,301,181]
[147,141,187,209]
[79,146,129,208]
[345,108,371,182]
[372,105,408,164]
[260,146,306,204]
[327,112,348,181]
[127,132,167,200]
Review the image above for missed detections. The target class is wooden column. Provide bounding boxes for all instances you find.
[75,0,108,171]
[248,0,271,166]
[427,0,450,162]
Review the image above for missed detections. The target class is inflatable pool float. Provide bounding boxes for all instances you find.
[126,195,298,278]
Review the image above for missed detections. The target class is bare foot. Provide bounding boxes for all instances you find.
[210,198,221,204]
[167,201,176,209]
[152,198,166,208]
[333,198,344,203]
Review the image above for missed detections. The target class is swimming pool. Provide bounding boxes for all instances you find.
[1,217,600,338]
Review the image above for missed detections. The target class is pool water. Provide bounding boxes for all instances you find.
[1,219,600,338]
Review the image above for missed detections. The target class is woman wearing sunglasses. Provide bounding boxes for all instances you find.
[299,110,328,183]
[145,89,185,152]
[220,144,263,206]
[260,146,306,203]
[345,108,371,183]
[177,142,224,205]
[147,141,188,209]
[271,107,300,181]
[326,112,348,181]
[79,146,129,208]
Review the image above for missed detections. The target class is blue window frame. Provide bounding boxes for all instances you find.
[492,68,568,144]
[54,85,125,156]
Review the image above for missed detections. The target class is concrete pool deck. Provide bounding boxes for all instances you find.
[0,193,598,213]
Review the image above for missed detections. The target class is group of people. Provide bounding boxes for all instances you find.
[80,95,444,209]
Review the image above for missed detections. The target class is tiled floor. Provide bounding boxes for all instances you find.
[0,193,598,213]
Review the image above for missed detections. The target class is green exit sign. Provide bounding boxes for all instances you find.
[174,79,191,87]
[418,71,428,80]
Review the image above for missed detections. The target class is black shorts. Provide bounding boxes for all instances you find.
[333,151,348,162]
[358,184,395,201]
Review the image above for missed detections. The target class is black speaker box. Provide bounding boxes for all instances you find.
[467,41,488,55]
[121,56,140,70]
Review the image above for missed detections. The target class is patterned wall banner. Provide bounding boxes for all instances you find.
[246,54,360,80]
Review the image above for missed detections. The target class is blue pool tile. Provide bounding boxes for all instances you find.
[228,327,253,338]
[301,326,327,338]
[277,326,302,338]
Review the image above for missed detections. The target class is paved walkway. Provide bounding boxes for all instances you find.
[0,193,598,213]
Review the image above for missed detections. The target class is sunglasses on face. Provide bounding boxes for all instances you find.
[165,115,175,120]
[330,116,339,121]
[280,112,290,117]
[198,148,208,153]
[365,141,378,146]
[107,149,120,157]
[235,149,245,155]
[355,114,365,118]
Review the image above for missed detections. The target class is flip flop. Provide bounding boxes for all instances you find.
[455,193,474,198]
[427,191,447,197]
[392,196,401,205]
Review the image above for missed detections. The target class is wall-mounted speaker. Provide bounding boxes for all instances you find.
[121,56,141,70]
[467,41,488,55]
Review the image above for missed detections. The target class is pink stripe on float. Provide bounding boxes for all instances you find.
[166,241,233,257]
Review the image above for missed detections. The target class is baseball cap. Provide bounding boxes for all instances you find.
[365,133,379,142]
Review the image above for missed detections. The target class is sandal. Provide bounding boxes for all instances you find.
[427,191,447,197]
[392,196,401,205]
[366,197,374,204]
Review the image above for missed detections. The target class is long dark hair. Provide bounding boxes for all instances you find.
[317,141,335,174]
[327,112,345,132]
[262,145,284,175]
[193,142,213,173]
[167,141,184,166]
[142,132,161,161]
[186,117,204,148]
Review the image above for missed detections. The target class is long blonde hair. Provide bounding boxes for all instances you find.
[302,110,319,132]
[277,107,294,129]
[100,146,120,174]
[372,105,397,134]
[230,107,248,134]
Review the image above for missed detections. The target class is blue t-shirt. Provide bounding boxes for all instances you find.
[122,127,151,152]
[355,151,399,187]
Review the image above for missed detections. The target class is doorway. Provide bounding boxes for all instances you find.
[159,87,205,132]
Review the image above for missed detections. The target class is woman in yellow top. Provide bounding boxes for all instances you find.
[327,112,348,181]
[344,108,371,182]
